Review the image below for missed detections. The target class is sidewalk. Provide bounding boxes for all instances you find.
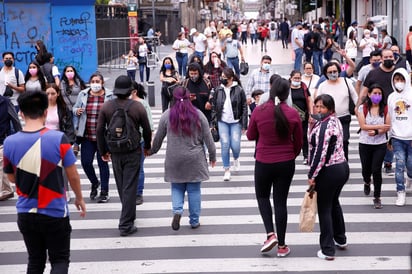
[98,41,294,109]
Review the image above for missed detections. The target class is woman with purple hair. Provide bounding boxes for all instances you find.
[149,86,217,231]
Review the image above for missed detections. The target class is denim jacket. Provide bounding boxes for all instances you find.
[72,88,114,137]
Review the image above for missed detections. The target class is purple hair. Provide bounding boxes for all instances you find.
[169,86,201,136]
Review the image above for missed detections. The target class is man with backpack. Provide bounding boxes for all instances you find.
[312,24,325,75]
[41,52,61,86]
[96,75,152,236]
[0,52,25,111]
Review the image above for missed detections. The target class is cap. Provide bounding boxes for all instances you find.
[189,28,197,36]
[314,24,322,30]
[113,75,132,95]
[351,20,358,26]
[295,22,302,26]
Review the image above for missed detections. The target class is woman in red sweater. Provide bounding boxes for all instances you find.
[247,77,303,257]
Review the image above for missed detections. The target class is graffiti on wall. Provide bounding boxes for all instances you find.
[1,3,51,70]
[52,7,97,79]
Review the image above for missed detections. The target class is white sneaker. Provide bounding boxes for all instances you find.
[232,159,240,171]
[223,170,231,181]
[395,191,406,206]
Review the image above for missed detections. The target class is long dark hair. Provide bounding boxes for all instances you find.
[314,94,335,113]
[269,77,290,139]
[61,65,86,89]
[365,84,386,117]
[169,86,201,136]
[160,57,177,74]
[131,80,147,99]
[204,51,227,72]
[47,83,68,115]
[24,61,47,91]
[222,67,241,87]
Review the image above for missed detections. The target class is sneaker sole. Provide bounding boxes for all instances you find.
[260,239,278,253]
[277,248,290,257]
[317,250,334,260]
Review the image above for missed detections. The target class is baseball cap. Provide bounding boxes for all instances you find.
[189,28,197,36]
[113,75,132,95]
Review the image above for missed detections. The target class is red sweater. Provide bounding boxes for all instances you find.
[247,101,303,163]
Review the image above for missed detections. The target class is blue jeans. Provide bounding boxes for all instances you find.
[294,48,303,71]
[176,52,188,77]
[392,138,412,191]
[312,50,323,76]
[384,148,394,166]
[226,56,240,77]
[80,139,110,192]
[218,121,242,169]
[194,51,204,62]
[137,142,145,195]
[139,63,150,82]
[127,69,136,81]
[171,182,201,226]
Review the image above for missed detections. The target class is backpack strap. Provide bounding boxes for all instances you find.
[14,68,19,86]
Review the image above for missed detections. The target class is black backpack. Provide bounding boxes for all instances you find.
[390,35,398,46]
[105,100,140,153]
[42,62,54,83]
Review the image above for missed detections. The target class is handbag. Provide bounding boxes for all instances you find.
[292,104,306,121]
[299,185,318,232]
[344,78,356,115]
[138,56,147,64]
[240,61,249,75]
[3,86,13,97]
[210,121,219,142]
[166,83,179,98]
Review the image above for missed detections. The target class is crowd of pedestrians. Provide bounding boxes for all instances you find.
[1,15,412,272]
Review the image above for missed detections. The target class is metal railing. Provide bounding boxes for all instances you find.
[97,37,161,71]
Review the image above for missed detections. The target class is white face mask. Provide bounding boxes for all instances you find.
[394,82,405,91]
[90,83,102,92]
[262,63,271,71]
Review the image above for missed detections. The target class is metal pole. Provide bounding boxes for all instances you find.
[299,0,302,21]
[315,0,318,21]
[152,0,155,29]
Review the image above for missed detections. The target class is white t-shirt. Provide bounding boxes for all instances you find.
[359,37,377,58]
[193,33,207,52]
[0,67,25,106]
[172,39,191,54]
[291,28,303,50]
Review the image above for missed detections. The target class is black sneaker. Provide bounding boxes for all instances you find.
[171,214,181,231]
[120,226,138,237]
[90,182,100,200]
[136,194,143,205]
[97,191,110,203]
[373,198,383,209]
[363,183,371,196]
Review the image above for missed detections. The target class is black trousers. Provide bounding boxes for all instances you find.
[315,162,349,256]
[17,213,72,274]
[111,149,141,232]
[339,115,351,161]
[359,143,386,198]
[254,159,295,246]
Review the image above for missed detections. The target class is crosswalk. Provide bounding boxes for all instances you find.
[0,108,411,273]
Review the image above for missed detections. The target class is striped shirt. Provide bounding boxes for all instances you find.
[246,68,272,97]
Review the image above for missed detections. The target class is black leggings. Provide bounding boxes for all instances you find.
[254,159,295,246]
[359,143,386,198]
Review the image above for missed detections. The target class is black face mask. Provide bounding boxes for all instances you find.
[311,113,329,121]
[4,60,13,67]
[383,59,394,68]
[221,78,228,86]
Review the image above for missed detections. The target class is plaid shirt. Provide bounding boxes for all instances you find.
[246,68,273,97]
[85,95,104,141]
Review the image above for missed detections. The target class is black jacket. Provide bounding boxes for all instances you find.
[58,106,75,144]
[211,84,248,130]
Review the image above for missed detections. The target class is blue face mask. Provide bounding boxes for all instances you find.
[372,61,381,68]
[164,64,172,69]
[393,53,400,59]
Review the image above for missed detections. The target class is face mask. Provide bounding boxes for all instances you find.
[327,72,339,81]
[262,63,271,71]
[372,61,381,68]
[370,94,382,104]
[66,72,75,79]
[226,38,232,42]
[383,59,394,68]
[4,60,13,67]
[90,83,102,92]
[304,73,313,77]
[394,82,405,91]
[221,78,228,86]
[311,113,329,121]
[164,64,172,69]
[291,81,301,87]
[393,53,400,59]
[29,68,37,76]
[190,76,199,82]
[364,34,370,38]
